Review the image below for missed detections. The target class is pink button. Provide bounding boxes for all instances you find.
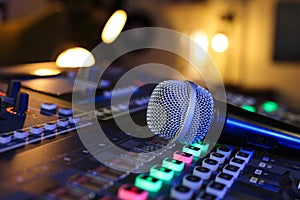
[173,151,193,164]
[118,184,148,200]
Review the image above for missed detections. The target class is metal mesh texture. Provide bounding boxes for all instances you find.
[146,80,214,143]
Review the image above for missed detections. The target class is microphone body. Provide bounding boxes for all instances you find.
[224,103,300,150]
[146,80,300,149]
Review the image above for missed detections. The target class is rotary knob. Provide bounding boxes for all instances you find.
[14,92,29,113]
[7,80,21,98]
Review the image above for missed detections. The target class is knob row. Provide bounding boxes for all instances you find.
[0,117,80,144]
[40,103,73,117]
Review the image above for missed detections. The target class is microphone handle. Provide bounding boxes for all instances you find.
[223,103,300,150]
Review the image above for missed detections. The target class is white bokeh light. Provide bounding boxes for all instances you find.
[211,33,229,53]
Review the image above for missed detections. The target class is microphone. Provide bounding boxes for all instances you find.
[146,80,300,149]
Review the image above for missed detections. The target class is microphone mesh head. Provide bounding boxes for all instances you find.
[146,80,214,143]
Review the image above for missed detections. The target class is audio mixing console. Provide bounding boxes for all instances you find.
[0,76,299,200]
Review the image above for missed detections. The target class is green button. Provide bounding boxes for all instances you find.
[162,157,184,172]
[183,145,201,157]
[134,174,163,192]
[150,165,174,181]
[191,142,209,153]
[241,105,256,112]
[262,101,278,113]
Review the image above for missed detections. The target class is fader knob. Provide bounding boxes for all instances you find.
[58,107,73,118]
[6,80,21,98]
[40,103,57,115]
[14,92,29,113]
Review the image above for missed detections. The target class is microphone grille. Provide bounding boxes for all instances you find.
[146,80,214,143]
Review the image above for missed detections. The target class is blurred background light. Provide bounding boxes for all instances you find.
[101,9,127,43]
[211,33,229,53]
[189,30,209,65]
[31,68,61,76]
[192,30,209,52]
[55,47,95,68]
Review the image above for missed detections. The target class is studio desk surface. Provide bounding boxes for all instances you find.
[0,77,299,200]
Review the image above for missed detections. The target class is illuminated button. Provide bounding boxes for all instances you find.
[262,156,270,162]
[173,151,193,164]
[197,192,218,200]
[30,126,43,134]
[170,185,193,200]
[111,105,119,112]
[114,88,125,96]
[150,165,174,181]
[135,98,148,106]
[182,175,203,190]
[14,130,28,139]
[222,164,241,178]
[215,172,234,187]
[249,177,258,184]
[142,97,150,104]
[254,169,263,175]
[103,107,112,115]
[82,149,88,154]
[240,147,254,157]
[64,156,71,162]
[129,85,137,92]
[230,158,246,170]
[202,158,219,171]
[57,118,69,127]
[103,90,112,97]
[258,162,266,168]
[191,142,209,153]
[58,107,73,116]
[262,101,278,113]
[183,145,201,157]
[206,181,227,199]
[209,152,226,164]
[118,184,148,200]
[241,105,256,112]
[0,134,12,144]
[44,122,57,131]
[162,158,184,172]
[69,117,80,124]
[193,166,212,180]
[134,174,162,192]
[95,109,104,117]
[118,103,128,111]
[216,146,232,158]
[235,151,251,163]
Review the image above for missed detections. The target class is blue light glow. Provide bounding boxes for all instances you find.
[226,118,300,145]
